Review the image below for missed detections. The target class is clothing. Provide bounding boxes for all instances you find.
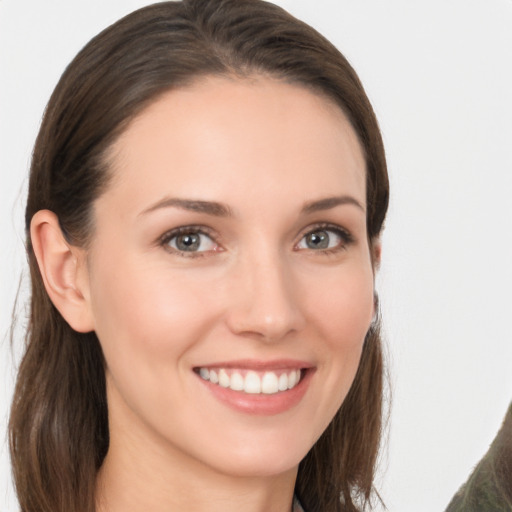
[445,402,512,512]
[293,495,305,512]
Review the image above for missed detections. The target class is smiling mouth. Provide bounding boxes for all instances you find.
[195,367,304,395]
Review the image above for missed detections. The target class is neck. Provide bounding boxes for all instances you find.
[96,386,298,512]
[96,447,297,512]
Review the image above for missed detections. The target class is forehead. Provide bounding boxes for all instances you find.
[102,76,366,214]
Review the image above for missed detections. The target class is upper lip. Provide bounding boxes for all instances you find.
[194,359,314,371]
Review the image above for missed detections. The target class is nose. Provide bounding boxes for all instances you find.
[224,249,305,342]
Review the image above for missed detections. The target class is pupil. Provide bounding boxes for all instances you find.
[307,231,329,249]
[177,233,200,251]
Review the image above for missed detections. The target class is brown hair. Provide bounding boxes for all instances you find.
[9,1,389,511]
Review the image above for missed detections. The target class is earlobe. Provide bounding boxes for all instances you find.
[30,210,95,333]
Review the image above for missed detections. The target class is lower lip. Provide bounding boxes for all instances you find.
[196,369,314,416]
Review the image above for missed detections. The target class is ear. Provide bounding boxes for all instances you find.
[371,238,382,270]
[370,239,382,324]
[30,210,95,333]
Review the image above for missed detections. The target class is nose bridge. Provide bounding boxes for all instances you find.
[226,240,303,341]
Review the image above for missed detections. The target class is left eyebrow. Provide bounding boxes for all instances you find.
[138,197,233,217]
[301,195,365,214]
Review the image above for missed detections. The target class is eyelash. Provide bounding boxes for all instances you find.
[295,223,355,254]
[159,225,219,258]
[158,222,354,258]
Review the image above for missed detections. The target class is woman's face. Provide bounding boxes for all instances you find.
[84,76,375,478]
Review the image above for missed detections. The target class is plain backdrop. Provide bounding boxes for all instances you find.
[1,1,511,511]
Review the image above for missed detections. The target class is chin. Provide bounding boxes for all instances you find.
[208,451,302,479]
[195,427,316,479]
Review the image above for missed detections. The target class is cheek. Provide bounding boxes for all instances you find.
[287,261,375,448]
[88,260,225,432]
[306,263,374,347]
[304,262,374,395]
[88,257,220,373]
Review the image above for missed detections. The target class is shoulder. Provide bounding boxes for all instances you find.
[445,402,512,512]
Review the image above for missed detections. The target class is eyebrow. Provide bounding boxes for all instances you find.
[139,197,233,217]
[301,195,365,214]
[139,194,363,218]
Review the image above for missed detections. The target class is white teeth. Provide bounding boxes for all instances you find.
[244,371,262,394]
[197,367,303,394]
[287,370,298,389]
[218,369,230,388]
[278,373,289,391]
[230,372,244,391]
[261,372,279,394]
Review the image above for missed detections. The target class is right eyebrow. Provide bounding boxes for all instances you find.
[138,197,233,218]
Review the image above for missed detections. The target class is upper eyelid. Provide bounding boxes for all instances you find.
[159,224,217,243]
[297,222,354,241]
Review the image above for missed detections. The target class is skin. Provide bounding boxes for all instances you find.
[32,76,378,512]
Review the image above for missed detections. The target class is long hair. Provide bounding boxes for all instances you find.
[9,1,390,511]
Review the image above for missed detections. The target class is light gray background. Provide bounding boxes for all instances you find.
[1,1,512,511]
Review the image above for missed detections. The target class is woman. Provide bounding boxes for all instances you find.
[9,1,389,511]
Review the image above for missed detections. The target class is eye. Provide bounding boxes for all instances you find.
[161,227,219,255]
[296,225,353,252]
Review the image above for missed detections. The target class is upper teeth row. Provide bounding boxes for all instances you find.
[198,368,302,394]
